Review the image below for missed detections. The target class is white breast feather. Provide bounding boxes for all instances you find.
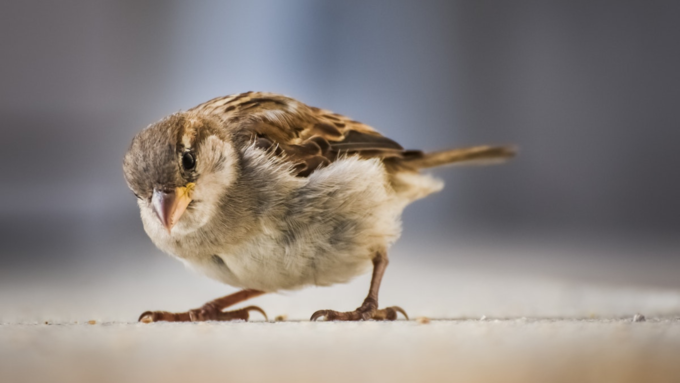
[144,144,444,293]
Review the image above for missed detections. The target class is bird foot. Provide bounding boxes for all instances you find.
[310,304,408,321]
[139,304,267,323]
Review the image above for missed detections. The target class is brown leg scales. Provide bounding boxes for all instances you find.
[310,253,408,321]
[139,289,267,323]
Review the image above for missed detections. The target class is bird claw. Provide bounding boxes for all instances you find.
[230,305,268,322]
[310,309,359,321]
[310,305,408,321]
[139,310,186,323]
[188,302,220,321]
[138,305,268,323]
[139,311,155,323]
[373,306,409,321]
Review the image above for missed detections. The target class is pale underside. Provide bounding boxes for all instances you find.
[141,145,443,292]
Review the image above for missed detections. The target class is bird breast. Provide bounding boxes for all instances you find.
[171,152,405,292]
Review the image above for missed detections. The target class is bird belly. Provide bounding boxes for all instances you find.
[205,236,376,292]
[165,156,404,292]
[194,157,404,292]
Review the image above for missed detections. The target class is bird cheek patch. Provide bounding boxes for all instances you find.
[200,135,236,175]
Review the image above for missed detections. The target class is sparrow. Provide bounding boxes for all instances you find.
[123,91,514,322]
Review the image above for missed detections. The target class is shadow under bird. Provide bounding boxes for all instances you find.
[123,91,515,322]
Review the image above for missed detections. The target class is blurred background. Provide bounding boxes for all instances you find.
[1,0,680,323]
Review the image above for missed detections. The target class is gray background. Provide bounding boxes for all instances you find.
[1,1,679,290]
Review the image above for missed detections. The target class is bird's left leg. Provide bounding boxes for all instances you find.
[139,289,267,323]
[310,251,408,321]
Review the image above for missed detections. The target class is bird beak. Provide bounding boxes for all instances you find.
[152,183,194,232]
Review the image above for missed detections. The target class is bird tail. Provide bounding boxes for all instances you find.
[399,145,516,169]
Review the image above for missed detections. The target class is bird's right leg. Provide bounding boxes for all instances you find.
[139,289,267,323]
[310,251,408,321]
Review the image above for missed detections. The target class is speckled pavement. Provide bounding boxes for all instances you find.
[2,239,679,382]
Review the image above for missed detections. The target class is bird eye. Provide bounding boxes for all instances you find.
[181,152,196,171]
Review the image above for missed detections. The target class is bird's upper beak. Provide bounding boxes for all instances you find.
[152,183,194,232]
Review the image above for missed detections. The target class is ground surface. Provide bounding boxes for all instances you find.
[3,319,680,383]
[2,235,679,382]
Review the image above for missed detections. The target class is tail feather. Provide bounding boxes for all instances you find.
[400,145,516,169]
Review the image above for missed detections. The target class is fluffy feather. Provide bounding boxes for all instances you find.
[123,92,514,294]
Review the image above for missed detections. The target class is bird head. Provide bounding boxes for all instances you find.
[123,112,238,235]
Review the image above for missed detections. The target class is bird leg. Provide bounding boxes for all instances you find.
[139,289,267,323]
[310,252,408,321]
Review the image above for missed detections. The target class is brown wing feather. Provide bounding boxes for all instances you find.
[190,91,406,176]
[190,91,514,177]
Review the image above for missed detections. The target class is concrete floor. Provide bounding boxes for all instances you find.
[2,319,680,383]
[2,236,680,382]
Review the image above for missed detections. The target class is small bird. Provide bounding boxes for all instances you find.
[123,92,514,322]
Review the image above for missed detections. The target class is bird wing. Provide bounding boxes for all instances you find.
[189,91,405,177]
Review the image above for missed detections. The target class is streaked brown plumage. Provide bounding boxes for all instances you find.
[189,91,513,177]
[123,91,515,322]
